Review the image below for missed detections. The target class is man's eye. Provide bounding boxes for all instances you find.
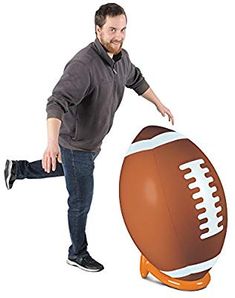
[111,28,116,32]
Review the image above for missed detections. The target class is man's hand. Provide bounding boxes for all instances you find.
[42,118,62,173]
[141,87,175,125]
[42,141,62,173]
[156,102,174,125]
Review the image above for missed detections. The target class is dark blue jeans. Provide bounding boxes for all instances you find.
[15,145,100,259]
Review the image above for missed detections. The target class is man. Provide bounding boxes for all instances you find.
[4,3,174,272]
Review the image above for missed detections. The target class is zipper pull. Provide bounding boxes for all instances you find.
[113,68,117,74]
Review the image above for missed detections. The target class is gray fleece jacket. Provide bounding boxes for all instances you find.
[46,38,150,152]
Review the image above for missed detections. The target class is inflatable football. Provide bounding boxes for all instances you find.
[119,126,227,290]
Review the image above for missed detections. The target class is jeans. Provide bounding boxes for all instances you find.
[15,145,100,259]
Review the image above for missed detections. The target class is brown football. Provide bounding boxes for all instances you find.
[119,126,227,282]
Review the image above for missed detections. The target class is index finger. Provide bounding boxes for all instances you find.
[51,156,57,171]
[46,156,52,173]
[167,111,174,125]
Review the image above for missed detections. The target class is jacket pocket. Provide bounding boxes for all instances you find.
[72,118,82,141]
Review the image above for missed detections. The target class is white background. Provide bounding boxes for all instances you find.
[0,0,234,297]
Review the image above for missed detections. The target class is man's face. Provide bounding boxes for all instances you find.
[96,14,127,55]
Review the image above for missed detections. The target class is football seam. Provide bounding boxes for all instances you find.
[151,145,187,267]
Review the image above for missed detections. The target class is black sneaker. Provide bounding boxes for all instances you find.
[67,252,104,272]
[4,160,17,190]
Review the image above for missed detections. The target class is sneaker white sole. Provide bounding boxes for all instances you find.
[66,259,102,272]
[6,160,13,190]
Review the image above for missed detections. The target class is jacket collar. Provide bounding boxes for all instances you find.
[92,38,122,67]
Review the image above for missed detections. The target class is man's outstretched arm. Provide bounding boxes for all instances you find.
[141,87,174,125]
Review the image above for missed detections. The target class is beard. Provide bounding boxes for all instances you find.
[100,36,123,55]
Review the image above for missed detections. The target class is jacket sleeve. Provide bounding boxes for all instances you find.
[124,51,150,95]
[46,60,91,120]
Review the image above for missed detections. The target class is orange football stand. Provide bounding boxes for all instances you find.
[140,255,211,291]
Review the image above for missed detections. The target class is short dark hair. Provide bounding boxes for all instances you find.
[95,3,127,28]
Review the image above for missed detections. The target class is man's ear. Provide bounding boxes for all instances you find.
[96,25,101,34]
